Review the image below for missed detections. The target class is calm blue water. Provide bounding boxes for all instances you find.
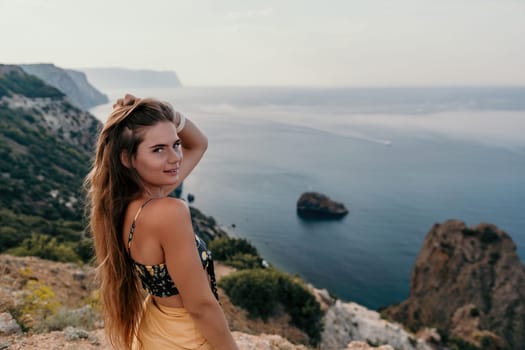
[91,87,525,309]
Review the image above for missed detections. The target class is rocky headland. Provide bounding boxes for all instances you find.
[382,220,525,349]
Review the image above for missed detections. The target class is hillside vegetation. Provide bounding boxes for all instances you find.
[0,65,100,262]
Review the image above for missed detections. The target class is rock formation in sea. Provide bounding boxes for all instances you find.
[19,63,108,110]
[382,220,525,349]
[297,192,349,219]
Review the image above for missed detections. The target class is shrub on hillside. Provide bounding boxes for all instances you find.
[209,237,263,269]
[278,274,324,345]
[209,236,259,259]
[74,238,94,262]
[12,279,60,330]
[220,268,279,320]
[219,268,323,346]
[0,70,64,98]
[7,233,81,263]
[0,226,27,251]
[0,208,84,253]
[226,253,262,269]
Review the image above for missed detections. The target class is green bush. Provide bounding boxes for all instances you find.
[209,237,263,269]
[7,233,81,263]
[0,208,85,258]
[209,237,259,259]
[219,268,323,346]
[226,253,263,269]
[0,226,27,250]
[74,238,94,262]
[220,268,279,320]
[278,274,323,345]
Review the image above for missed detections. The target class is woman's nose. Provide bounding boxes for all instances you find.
[168,147,182,163]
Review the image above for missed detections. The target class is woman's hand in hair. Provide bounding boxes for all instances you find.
[113,93,140,109]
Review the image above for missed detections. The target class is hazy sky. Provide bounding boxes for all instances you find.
[1,0,524,86]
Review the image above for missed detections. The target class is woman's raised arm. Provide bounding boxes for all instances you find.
[172,113,208,188]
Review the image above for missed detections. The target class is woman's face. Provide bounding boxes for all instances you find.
[131,121,182,196]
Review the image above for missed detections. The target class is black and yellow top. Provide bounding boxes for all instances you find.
[127,199,218,299]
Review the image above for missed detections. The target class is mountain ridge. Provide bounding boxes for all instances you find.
[19,63,108,110]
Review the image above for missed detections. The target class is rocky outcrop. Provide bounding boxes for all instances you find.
[20,63,108,110]
[297,192,348,219]
[382,220,525,349]
[189,206,229,243]
[0,312,22,335]
[320,300,433,350]
[81,67,182,89]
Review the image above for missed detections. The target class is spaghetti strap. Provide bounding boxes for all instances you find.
[127,198,155,251]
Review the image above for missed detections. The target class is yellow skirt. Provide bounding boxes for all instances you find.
[132,296,213,350]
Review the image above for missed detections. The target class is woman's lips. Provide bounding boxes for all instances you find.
[164,168,179,175]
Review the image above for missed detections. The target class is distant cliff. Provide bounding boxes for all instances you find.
[81,67,182,89]
[382,220,525,350]
[19,63,108,110]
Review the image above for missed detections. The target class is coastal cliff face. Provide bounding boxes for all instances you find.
[19,63,108,110]
[383,220,525,349]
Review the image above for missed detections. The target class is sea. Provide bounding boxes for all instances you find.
[90,86,525,310]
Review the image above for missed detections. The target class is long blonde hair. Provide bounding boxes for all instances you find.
[84,98,175,349]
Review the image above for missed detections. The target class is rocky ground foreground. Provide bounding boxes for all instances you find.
[0,327,393,350]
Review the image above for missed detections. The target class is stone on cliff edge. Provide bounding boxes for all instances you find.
[297,192,348,219]
[233,331,309,350]
[382,220,525,350]
[345,342,394,350]
[0,312,22,335]
[321,300,432,350]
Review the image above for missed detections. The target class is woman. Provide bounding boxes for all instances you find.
[85,94,239,350]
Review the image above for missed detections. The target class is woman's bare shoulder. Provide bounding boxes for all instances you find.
[142,197,191,230]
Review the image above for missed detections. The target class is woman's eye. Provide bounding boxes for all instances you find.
[173,141,182,149]
[153,147,164,153]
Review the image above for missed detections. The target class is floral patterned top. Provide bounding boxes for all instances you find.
[127,199,218,299]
